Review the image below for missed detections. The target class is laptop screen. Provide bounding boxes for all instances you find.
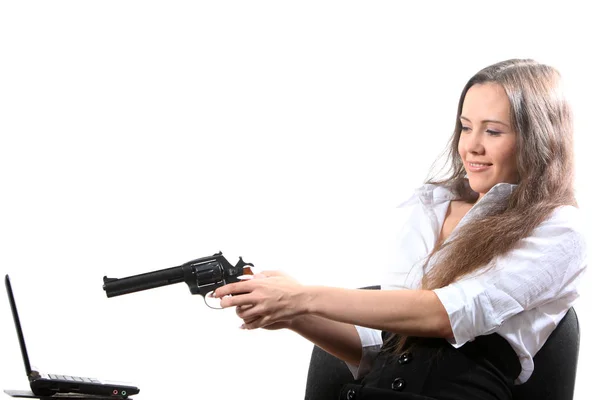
[5,274,33,377]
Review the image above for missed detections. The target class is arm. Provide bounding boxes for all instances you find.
[228,272,392,370]
[289,314,363,366]
[214,278,452,339]
[306,287,452,338]
[285,288,452,376]
[215,206,585,346]
[288,314,385,379]
[215,278,451,379]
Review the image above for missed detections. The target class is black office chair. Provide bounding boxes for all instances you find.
[304,286,580,400]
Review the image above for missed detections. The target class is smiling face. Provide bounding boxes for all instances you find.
[458,83,519,198]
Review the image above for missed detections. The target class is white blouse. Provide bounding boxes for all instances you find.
[348,182,587,384]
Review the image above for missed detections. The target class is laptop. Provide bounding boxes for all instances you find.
[5,274,140,398]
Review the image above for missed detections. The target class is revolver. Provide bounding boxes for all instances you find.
[102,252,254,302]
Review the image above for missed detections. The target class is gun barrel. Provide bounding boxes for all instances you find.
[103,266,185,298]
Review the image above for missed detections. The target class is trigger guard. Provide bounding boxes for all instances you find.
[204,290,229,309]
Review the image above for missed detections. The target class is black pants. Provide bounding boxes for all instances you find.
[339,334,521,400]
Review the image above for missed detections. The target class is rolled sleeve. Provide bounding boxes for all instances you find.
[434,280,519,347]
[345,325,383,380]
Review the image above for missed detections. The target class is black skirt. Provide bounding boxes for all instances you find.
[339,333,521,400]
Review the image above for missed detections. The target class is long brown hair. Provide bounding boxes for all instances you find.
[392,59,576,353]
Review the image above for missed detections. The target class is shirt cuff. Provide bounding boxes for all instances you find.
[433,283,501,348]
[345,325,383,380]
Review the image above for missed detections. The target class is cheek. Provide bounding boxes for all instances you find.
[495,145,518,175]
[457,137,466,160]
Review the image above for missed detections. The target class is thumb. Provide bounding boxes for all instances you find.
[259,270,285,278]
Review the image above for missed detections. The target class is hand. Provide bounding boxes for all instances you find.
[213,270,308,330]
[234,272,294,330]
[235,304,292,330]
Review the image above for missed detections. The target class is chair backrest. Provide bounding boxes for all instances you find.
[512,307,580,400]
[304,288,580,400]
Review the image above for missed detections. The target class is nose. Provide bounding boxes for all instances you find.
[465,131,485,155]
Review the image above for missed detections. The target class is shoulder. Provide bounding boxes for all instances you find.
[536,205,585,237]
[547,204,581,221]
[526,205,587,259]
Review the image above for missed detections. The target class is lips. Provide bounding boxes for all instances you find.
[466,162,492,172]
[469,162,492,167]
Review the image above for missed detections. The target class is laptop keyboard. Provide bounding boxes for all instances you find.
[48,374,101,383]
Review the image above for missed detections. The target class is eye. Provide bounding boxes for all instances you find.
[486,130,502,136]
[460,126,472,132]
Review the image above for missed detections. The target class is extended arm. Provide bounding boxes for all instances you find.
[305,286,452,338]
[214,278,452,340]
[273,286,451,368]
[289,315,364,366]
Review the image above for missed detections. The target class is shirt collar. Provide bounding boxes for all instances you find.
[409,182,517,209]
[475,182,517,206]
[418,182,518,250]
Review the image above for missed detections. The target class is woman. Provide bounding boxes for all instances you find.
[213,59,587,400]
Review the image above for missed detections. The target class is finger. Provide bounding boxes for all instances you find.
[240,316,261,329]
[236,304,253,316]
[220,293,255,309]
[259,270,282,277]
[243,315,272,330]
[213,281,252,298]
[236,303,265,320]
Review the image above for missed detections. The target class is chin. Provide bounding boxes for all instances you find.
[467,180,493,195]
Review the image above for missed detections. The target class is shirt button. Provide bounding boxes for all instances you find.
[398,352,413,365]
[346,388,357,400]
[391,378,406,391]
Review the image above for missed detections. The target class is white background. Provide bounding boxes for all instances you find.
[1,1,598,399]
